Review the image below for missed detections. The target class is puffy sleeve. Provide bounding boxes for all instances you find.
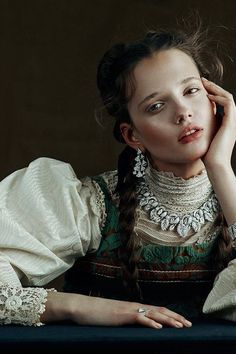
[202,258,236,321]
[202,220,236,320]
[0,157,104,287]
[0,281,50,326]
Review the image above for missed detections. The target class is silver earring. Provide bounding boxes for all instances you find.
[133,148,148,178]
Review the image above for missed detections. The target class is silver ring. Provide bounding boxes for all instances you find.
[137,307,147,314]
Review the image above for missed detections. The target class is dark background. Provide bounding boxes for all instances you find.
[1,0,236,180]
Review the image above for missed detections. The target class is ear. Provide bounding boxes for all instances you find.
[120,123,143,150]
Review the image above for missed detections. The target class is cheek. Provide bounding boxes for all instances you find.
[206,114,218,142]
[198,96,216,128]
[206,96,216,115]
[205,97,217,117]
[138,123,166,144]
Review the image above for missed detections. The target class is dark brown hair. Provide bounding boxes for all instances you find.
[97,22,232,300]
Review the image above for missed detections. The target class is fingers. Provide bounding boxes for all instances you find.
[207,94,233,113]
[135,305,192,329]
[150,306,192,328]
[202,78,236,121]
[201,78,233,99]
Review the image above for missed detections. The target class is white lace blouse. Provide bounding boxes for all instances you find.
[0,157,236,325]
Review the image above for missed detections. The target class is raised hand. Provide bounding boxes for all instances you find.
[201,78,236,170]
[201,78,236,226]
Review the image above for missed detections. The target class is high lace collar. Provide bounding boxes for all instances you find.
[136,165,219,237]
[143,164,213,211]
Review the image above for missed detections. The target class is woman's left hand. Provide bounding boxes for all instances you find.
[201,79,236,227]
[201,78,236,170]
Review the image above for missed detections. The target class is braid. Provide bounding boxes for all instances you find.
[115,146,143,301]
[213,212,233,271]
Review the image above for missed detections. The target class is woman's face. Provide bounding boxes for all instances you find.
[121,49,217,177]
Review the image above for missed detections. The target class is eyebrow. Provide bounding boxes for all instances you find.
[138,76,201,108]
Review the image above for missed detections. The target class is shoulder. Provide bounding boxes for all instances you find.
[0,157,81,207]
[90,170,118,195]
[28,157,78,178]
[82,170,118,197]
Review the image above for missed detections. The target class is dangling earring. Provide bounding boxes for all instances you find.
[133,148,148,178]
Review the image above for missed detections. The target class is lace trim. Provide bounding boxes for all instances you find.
[148,166,206,181]
[137,181,219,238]
[228,222,236,240]
[135,214,220,246]
[0,285,55,326]
[82,178,107,229]
[91,180,107,229]
[99,170,118,195]
[145,166,213,212]
[99,170,119,205]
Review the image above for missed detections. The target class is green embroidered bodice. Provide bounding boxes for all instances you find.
[65,174,219,317]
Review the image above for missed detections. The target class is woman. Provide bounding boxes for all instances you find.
[0,24,236,328]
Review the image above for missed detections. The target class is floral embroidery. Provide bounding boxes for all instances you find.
[137,180,219,237]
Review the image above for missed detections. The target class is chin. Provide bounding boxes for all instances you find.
[188,144,210,161]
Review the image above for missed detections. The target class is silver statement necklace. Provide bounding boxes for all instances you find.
[136,168,220,238]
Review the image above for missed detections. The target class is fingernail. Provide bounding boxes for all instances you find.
[155,323,162,329]
[202,77,208,81]
[175,322,183,328]
[184,320,192,327]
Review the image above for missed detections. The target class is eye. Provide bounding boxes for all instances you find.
[146,102,164,113]
[185,87,200,95]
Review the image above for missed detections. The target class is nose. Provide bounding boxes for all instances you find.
[173,97,193,125]
[175,113,193,125]
[174,102,193,125]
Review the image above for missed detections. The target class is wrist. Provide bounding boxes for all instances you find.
[205,163,236,226]
[205,162,234,180]
[40,291,76,323]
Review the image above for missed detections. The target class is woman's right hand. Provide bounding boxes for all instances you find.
[41,291,192,329]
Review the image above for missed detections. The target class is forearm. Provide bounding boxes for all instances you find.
[40,291,131,326]
[40,291,78,323]
[0,282,193,328]
[207,164,236,225]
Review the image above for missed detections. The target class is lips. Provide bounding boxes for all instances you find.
[178,125,203,142]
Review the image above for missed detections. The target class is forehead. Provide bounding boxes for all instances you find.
[132,49,199,92]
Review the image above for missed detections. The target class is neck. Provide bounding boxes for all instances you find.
[152,160,205,180]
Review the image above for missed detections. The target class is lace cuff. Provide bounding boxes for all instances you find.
[0,284,55,326]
